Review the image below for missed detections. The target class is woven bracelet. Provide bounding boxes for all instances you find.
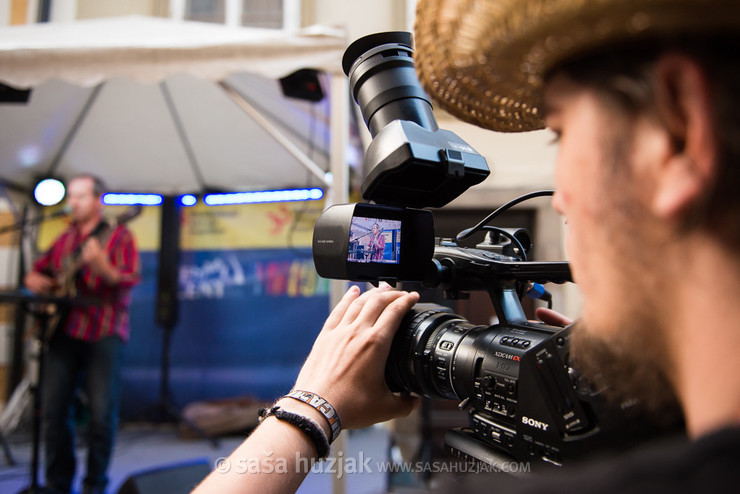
[285,390,341,443]
[258,405,330,459]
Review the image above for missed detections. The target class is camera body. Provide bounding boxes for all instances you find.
[313,31,666,467]
[384,243,644,466]
[315,213,649,465]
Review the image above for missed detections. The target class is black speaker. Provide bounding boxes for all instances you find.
[0,82,31,104]
[155,196,180,328]
[116,459,211,494]
[279,68,325,102]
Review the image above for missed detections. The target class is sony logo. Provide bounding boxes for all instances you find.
[522,416,549,431]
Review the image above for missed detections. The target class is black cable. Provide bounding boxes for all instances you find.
[456,190,555,242]
[480,226,527,261]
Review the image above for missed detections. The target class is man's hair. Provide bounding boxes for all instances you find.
[70,173,107,198]
[548,35,740,247]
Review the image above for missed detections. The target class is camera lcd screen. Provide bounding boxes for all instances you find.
[347,216,401,264]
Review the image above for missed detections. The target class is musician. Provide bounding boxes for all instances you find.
[366,222,386,261]
[24,174,140,494]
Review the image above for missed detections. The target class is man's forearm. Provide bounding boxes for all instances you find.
[191,417,317,494]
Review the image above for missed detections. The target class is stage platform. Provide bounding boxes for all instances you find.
[0,422,397,493]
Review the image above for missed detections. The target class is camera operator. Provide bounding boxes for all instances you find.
[193,0,740,492]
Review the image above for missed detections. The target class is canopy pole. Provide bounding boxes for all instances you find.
[328,73,349,494]
[219,81,331,188]
[46,82,104,177]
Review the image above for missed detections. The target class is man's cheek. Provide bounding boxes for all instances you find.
[564,226,592,287]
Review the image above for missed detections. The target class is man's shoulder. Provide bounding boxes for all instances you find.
[549,427,740,493]
[48,223,78,246]
[439,427,740,494]
[111,223,136,241]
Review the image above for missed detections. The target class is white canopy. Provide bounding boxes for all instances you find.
[0,16,352,197]
[0,15,346,87]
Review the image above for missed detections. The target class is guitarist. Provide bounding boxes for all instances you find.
[24,174,140,494]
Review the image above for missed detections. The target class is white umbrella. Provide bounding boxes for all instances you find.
[0,15,352,197]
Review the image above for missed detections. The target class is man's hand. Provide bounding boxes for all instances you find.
[24,271,56,294]
[81,238,108,272]
[293,284,420,430]
[535,307,574,327]
[80,238,123,285]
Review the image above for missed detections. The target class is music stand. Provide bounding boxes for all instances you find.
[0,290,95,494]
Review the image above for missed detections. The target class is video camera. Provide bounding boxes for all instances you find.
[313,32,663,468]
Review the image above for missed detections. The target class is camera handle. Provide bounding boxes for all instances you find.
[488,282,527,326]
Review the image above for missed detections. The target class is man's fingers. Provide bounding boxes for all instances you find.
[372,292,420,347]
[535,307,573,327]
[353,289,408,327]
[322,285,361,330]
[339,284,391,326]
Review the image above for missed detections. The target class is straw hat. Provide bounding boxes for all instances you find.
[414,0,740,132]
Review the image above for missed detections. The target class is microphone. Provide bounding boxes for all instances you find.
[46,205,71,219]
[0,206,71,235]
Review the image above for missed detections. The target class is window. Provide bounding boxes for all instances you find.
[186,0,225,24]
[182,0,295,29]
[242,0,283,29]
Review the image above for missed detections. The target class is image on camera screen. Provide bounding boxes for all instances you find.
[347,216,401,264]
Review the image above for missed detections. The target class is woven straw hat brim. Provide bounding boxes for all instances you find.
[414,0,740,133]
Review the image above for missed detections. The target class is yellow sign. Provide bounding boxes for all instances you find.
[37,205,160,252]
[180,201,324,251]
[37,200,325,253]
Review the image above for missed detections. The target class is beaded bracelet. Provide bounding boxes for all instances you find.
[258,405,330,459]
[285,390,341,443]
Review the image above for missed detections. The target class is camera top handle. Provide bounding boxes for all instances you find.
[424,243,572,325]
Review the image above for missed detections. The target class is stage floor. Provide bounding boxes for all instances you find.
[0,422,396,493]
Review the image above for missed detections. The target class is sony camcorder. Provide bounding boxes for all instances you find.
[312,32,668,468]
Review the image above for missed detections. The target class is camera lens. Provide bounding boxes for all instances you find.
[342,31,438,137]
[386,304,487,400]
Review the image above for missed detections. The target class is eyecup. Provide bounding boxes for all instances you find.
[342,31,414,76]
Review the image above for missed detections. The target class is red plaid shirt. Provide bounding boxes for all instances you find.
[32,220,140,342]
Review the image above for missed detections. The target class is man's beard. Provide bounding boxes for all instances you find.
[563,113,684,428]
[569,320,684,428]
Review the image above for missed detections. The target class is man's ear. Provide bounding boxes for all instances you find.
[651,53,717,220]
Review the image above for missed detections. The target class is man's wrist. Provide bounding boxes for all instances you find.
[283,390,341,443]
[274,398,332,440]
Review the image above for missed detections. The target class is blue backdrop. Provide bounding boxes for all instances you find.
[119,248,330,418]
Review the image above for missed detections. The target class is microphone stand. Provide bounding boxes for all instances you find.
[0,210,68,235]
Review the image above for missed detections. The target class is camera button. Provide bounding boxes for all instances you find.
[481,375,495,389]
